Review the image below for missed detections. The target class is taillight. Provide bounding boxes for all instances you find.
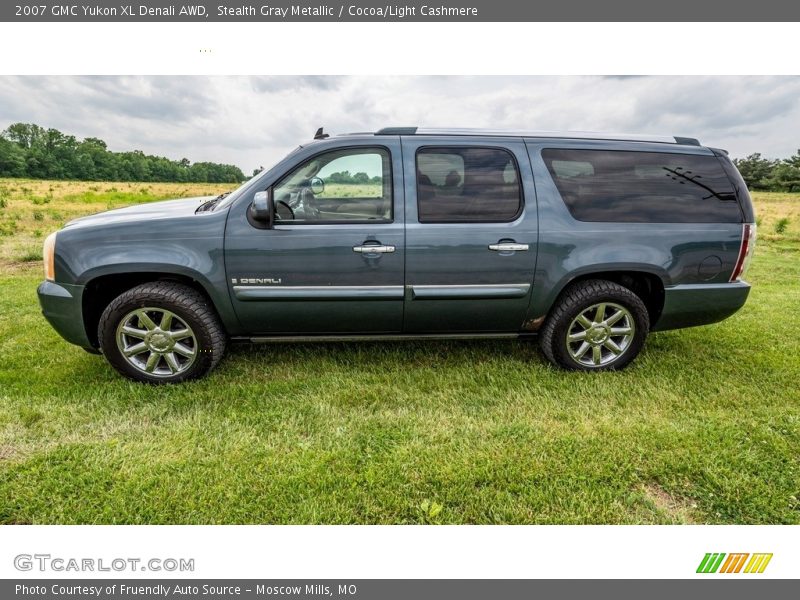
[730,223,756,282]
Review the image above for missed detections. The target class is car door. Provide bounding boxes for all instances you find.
[224,139,405,334]
[402,137,538,332]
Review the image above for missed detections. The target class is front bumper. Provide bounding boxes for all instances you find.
[652,281,751,331]
[37,280,93,348]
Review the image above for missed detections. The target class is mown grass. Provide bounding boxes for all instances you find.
[0,182,798,524]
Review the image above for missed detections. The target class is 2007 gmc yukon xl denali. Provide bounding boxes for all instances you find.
[38,127,756,383]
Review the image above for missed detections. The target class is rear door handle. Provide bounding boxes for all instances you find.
[489,242,529,252]
[353,244,396,254]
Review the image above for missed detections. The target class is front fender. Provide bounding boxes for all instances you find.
[51,209,241,335]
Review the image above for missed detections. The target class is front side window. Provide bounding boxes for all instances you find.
[272,147,392,223]
[416,147,522,222]
[542,148,742,223]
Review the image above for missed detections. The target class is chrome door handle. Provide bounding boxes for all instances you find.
[353,244,396,254]
[489,243,529,252]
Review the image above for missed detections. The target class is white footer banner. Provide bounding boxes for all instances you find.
[1,525,797,579]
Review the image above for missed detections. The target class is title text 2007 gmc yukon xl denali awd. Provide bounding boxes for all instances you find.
[38,128,756,383]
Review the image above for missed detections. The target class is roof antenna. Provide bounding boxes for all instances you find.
[314,127,329,140]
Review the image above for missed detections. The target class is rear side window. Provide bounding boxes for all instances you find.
[542,149,742,223]
[416,147,522,222]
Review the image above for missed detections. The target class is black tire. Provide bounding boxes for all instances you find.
[98,282,226,383]
[539,279,650,371]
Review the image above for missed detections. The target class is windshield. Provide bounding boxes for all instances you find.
[207,172,259,212]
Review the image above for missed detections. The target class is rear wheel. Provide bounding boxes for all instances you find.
[98,282,226,383]
[539,279,649,371]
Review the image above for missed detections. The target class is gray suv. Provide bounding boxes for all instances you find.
[38,128,756,383]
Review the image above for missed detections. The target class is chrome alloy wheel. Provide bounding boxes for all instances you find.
[566,302,635,368]
[115,308,198,377]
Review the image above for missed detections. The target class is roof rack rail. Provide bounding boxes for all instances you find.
[375,127,418,135]
[373,127,701,146]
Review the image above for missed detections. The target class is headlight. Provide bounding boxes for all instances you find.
[43,231,57,281]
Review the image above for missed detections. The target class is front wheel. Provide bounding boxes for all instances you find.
[539,279,650,371]
[98,282,226,383]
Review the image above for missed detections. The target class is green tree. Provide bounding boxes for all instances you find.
[784,149,800,168]
[0,137,26,176]
[732,153,778,190]
[768,159,800,192]
[4,123,47,149]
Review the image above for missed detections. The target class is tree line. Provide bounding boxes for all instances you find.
[732,151,800,192]
[0,123,246,183]
[326,170,382,185]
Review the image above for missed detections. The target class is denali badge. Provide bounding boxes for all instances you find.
[232,277,282,285]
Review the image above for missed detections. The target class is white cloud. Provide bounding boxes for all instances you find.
[0,75,798,173]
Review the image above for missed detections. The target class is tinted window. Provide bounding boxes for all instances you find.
[542,149,742,223]
[273,147,391,223]
[416,147,522,222]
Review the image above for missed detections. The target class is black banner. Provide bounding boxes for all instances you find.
[3,0,800,22]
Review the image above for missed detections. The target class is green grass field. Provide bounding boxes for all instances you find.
[0,179,798,524]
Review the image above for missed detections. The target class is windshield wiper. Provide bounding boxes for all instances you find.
[196,192,231,213]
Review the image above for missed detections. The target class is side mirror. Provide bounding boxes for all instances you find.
[309,176,325,195]
[251,189,274,227]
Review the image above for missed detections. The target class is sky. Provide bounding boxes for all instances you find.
[0,75,798,173]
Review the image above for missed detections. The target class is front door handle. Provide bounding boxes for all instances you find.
[489,242,529,252]
[353,244,396,254]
